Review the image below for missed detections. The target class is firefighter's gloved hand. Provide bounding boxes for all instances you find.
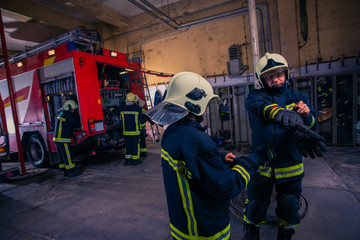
[275,110,304,129]
[232,145,276,168]
[254,144,276,166]
[292,124,327,159]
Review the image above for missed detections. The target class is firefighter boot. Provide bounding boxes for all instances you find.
[124,159,132,166]
[242,222,260,240]
[59,167,68,177]
[67,166,83,177]
[277,227,294,240]
[132,159,143,166]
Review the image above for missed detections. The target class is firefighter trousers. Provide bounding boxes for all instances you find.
[55,142,76,170]
[140,132,147,155]
[243,173,302,230]
[124,135,141,161]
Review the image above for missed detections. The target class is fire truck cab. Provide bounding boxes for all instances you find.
[0,27,167,168]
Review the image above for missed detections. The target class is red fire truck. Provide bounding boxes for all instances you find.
[0,26,171,168]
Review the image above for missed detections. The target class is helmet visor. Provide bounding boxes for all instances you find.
[144,102,189,126]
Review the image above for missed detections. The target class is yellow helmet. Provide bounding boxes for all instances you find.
[126,92,140,102]
[256,53,289,87]
[63,100,78,111]
[144,72,220,126]
[164,72,220,116]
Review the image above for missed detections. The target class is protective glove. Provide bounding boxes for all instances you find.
[232,144,275,168]
[291,124,327,159]
[275,110,304,129]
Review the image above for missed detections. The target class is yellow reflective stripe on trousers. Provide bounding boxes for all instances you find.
[232,165,250,186]
[277,216,299,230]
[170,223,231,240]
[64,143,75,169]
[243,215,267,227]
[53,137,72,143]
[161,148,197,236]
[274,163,304,179]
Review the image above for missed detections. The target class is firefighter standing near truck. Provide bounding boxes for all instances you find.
[53,100,82,177]
[138,100,148,157]
[243,53,326,240]
[113,92,146,166]
[144,72,276,240]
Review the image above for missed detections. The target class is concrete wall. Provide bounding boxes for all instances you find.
[102,0,360,85]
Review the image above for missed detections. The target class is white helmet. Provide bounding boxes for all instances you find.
[256,53,289,88]
[126,92,140,102]
[63,100,78,111]
[145,72,220,126]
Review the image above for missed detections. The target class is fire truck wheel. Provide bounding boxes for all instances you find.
[26,134,49,168]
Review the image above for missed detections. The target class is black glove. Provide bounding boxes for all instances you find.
[275,110,304,129]
[291,124,327,159]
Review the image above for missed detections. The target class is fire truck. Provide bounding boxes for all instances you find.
[0,26,171,168]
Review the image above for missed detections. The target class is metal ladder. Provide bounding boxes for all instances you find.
[130,53,161,143]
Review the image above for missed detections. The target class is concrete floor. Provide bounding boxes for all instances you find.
[0,141,360,240]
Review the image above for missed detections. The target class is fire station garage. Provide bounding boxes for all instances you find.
[0,0,360,239]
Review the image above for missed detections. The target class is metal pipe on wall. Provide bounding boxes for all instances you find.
[248,0,261,89]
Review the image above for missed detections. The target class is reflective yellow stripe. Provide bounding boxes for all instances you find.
[64,143,75,169]
[243,215,267,227]
[269,107,283,119]
[286,103,296,110]
[132,141,140,160]
[307,115,315,128]
[274,163,304,179]
[170,222,231,240]
[263,104,277,119]
[232,165,250,186]
[123,131,141,135]
[258,166,272,178]
[162,148,197,235]
[121,111,140,133]
[53,138,72,143]
[277,216,299,230]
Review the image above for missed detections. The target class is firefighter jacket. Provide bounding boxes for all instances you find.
[161,118,264,240]
[53,111,81,143]
[113,104,146,136]
[245,86,318,183]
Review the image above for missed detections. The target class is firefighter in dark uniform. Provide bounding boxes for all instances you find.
[113,92,146,166]
[144,72,276,240]
[139,102,147,157]
[243,53,326,239]
[53,100,82,177]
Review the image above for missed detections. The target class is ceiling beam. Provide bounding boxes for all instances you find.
[0,0,94,30]
[62,0,129,28]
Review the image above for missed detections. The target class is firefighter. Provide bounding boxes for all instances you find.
[138,101,147,157]
[144,72,276,240]
[113,92,146,166]
[53,100,82,177]
[243,53,326,239]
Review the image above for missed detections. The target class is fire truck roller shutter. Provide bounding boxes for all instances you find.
[24,132,49,168]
